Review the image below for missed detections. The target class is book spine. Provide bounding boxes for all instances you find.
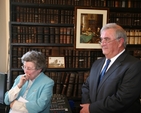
[61,72,70,95]
[77,72,84,98]
[66,73,76,97]
[56,72,62,94]
[73,73,78,97]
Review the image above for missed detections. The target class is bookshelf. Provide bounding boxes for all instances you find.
[9,1,141,112]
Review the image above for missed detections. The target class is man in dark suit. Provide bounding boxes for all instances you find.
[80,23,141,113]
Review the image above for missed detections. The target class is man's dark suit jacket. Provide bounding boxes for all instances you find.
[81,51,141,113]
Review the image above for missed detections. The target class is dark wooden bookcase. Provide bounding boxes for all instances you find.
[9,1,141,112]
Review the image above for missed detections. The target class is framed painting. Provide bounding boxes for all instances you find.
[75,7,109,49]
[48,57,65,68]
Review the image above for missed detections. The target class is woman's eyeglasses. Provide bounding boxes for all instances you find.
[21,66,36,70]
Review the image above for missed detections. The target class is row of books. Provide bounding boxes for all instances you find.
[11,46,141,69]
[12,47,52,68]
[45,71,89,97]
[109,12,141,26]
[13,7,141,25]
[63,49,103,68]
[126,29,141,44]
[12,27,141,45]
[11,0,91,6]
[93,0,141,8]
[12,25,74,44]
[12,6,74,23]
[11,47,104,69]
[9,49,137,69]
[11,70,89,97]
[11,0,141,8]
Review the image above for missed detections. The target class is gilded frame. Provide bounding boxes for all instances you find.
[75,7,109,49]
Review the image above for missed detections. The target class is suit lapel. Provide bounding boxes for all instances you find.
[95,59,105,88]
[91,58,105,100]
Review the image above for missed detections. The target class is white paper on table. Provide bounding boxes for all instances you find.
[10,96,28,113]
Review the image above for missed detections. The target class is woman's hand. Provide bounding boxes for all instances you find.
[17,75,29,88]
[10,100,16,108]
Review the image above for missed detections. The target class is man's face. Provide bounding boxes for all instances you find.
[100,29,122,58]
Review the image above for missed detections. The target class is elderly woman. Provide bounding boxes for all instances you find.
[4,50,54,113]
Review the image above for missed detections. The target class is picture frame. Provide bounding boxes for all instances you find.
[48,57,65,68]
[75,7,109,49]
